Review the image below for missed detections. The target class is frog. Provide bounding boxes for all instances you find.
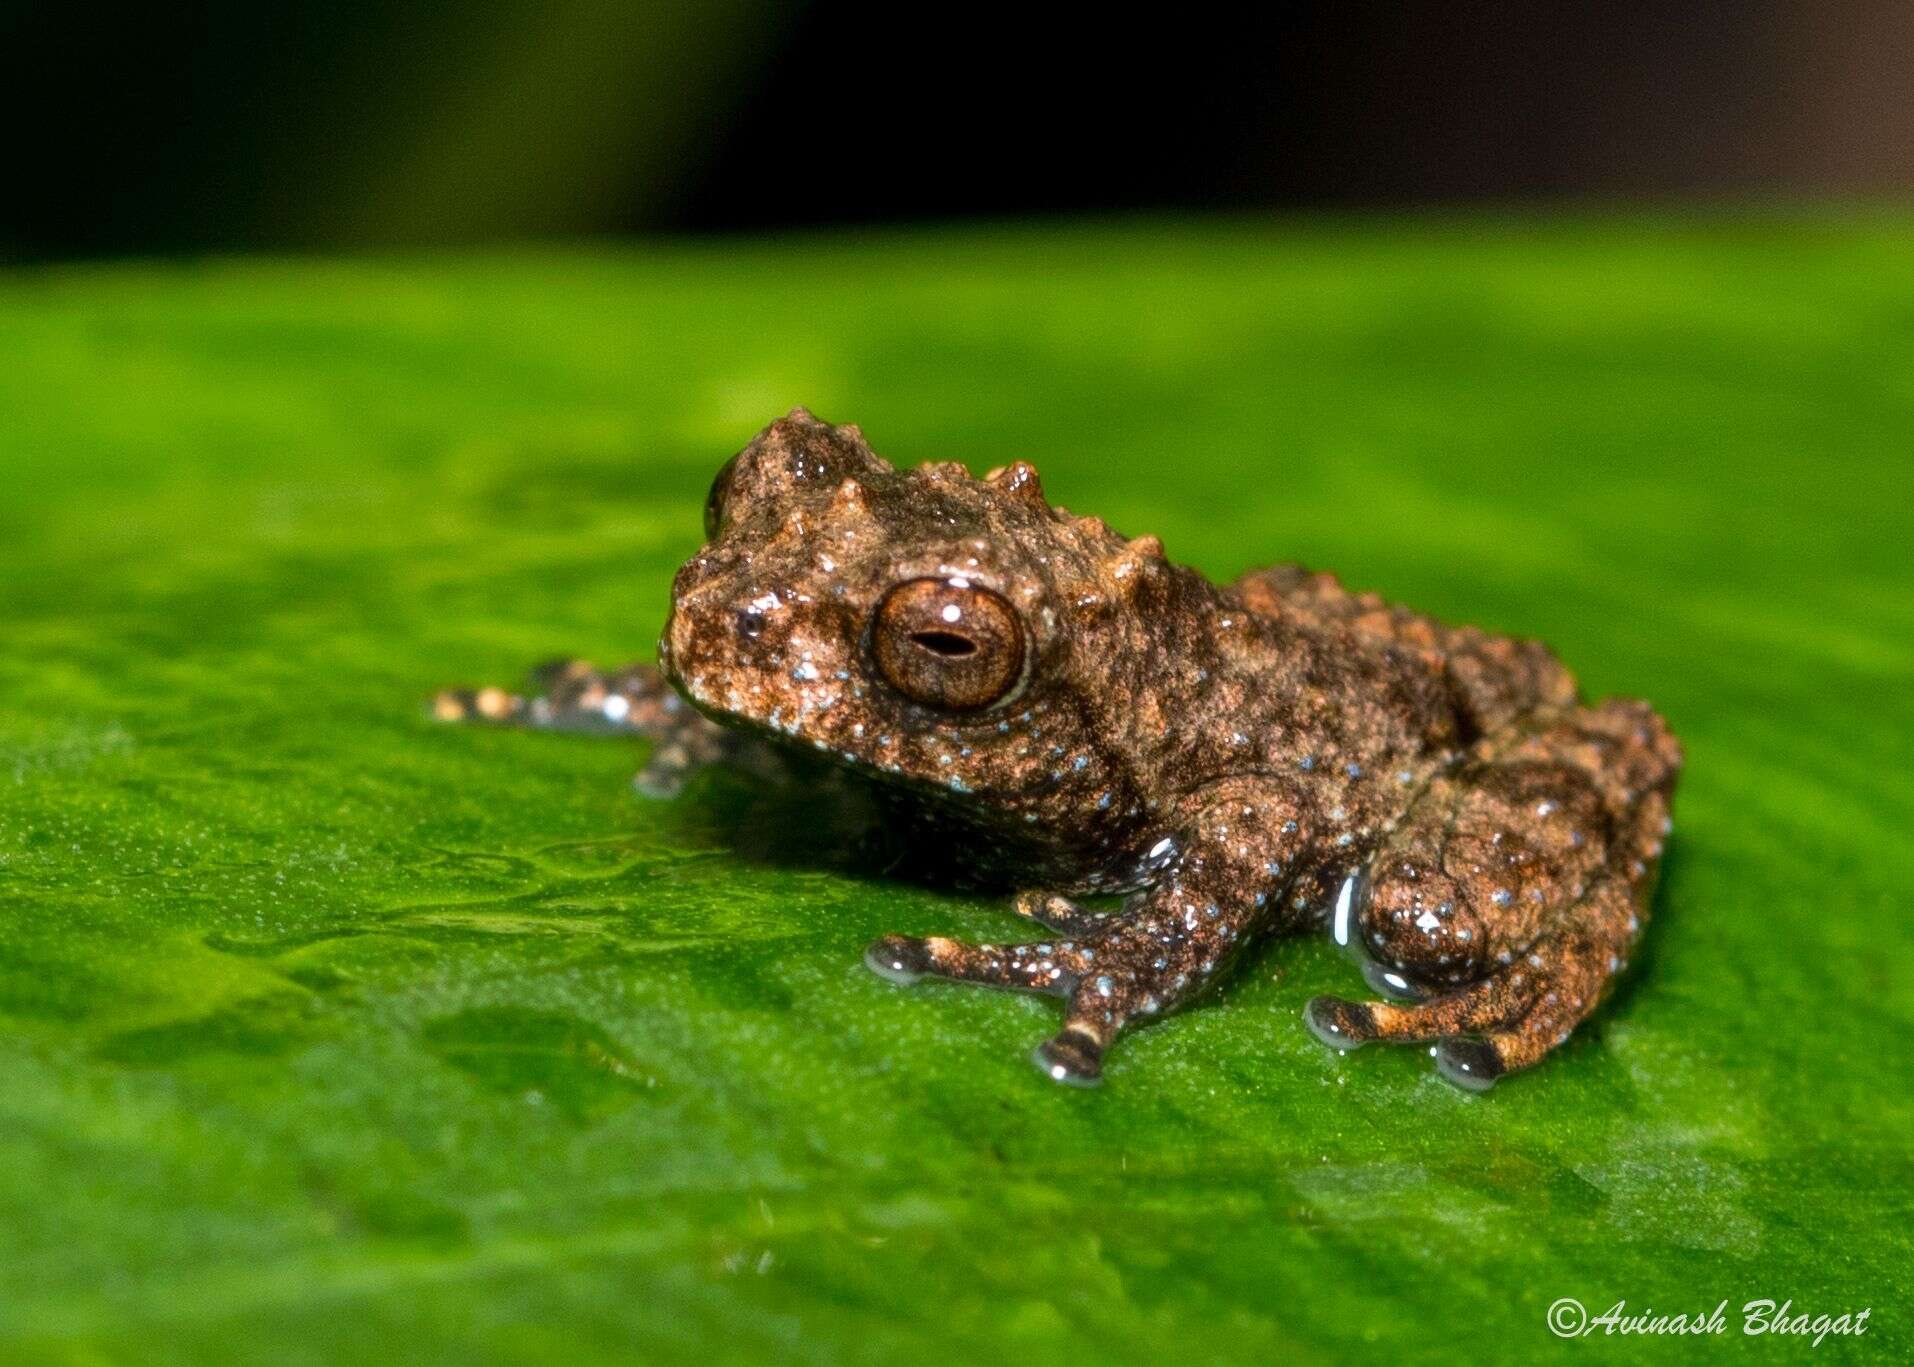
[436,408,1681,1090]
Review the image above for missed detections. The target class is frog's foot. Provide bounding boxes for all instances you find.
[1009,890,1117,937]
[1313,702,1678,1089]
[1306,975,1538,1091]
[432,658,737,796]
[1306,881,1641,1091]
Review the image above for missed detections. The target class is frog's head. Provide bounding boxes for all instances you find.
[661,409,1198,840]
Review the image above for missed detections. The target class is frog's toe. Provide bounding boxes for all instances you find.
[1304,995,1380,1051]
[1304,972,1542,1090]
[1433,1036,1506,1091]
[1032,1027,1104,1087]
[1360,959,1426,1000]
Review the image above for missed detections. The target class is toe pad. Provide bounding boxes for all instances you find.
[1434,1037,1505,1092]
[864,935,929,985]
[1304,996,1375,1052]
[1032,1029,1104,1087]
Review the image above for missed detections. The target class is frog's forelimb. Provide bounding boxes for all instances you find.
[432,658,754,797]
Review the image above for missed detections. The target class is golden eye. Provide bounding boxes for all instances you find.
[871,578,1026,712]
[703,454,740,541]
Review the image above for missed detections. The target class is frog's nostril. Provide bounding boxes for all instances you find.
[735,608,767,642]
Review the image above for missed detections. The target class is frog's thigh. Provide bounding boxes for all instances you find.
[1354,751,1613,986]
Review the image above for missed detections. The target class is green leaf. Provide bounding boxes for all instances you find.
[1,219,1907,1362]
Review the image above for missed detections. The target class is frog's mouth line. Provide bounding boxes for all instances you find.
[668,663,1030,817]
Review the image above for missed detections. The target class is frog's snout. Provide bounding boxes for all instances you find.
[660,578,786,717]
[659,598,718,707]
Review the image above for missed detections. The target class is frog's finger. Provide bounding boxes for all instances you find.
[1009,891,1116,937]
[431,685,532,724]
[1032,1024,1106,1087]
[1031,970,1147,1087]
[863,934,1077,996]
[434,658,690,734]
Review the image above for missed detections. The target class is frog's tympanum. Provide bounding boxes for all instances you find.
[439,410,1680,1090]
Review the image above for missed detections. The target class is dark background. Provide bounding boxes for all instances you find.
[5,0,1912,261]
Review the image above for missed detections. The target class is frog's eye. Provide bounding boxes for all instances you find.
[871,578,1026,712]
[703,454,741,541]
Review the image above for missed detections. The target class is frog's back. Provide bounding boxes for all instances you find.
[1232,564,1579,740]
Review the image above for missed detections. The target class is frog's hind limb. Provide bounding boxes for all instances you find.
[1307,698,1680,1090]
[432,658,746,796]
